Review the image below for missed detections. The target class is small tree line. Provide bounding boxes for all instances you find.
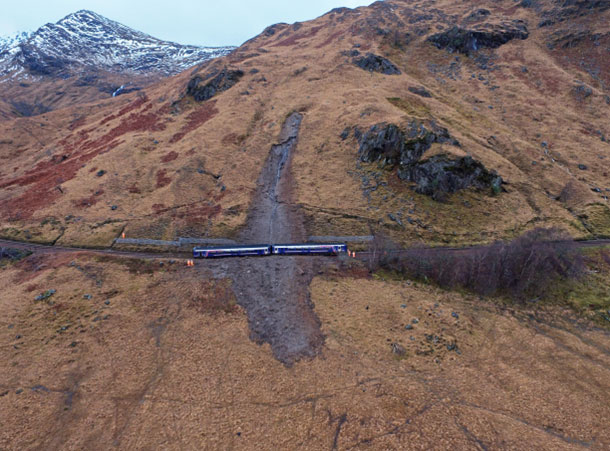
[368,228,592,301]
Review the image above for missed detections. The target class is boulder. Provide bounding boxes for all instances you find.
[408,86,432,97]
[353,53,401,75]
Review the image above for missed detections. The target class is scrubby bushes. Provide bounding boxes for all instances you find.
[0,247,31,262]
[370,228,587,301]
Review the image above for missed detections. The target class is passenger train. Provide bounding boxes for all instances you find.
[192,243,348,258]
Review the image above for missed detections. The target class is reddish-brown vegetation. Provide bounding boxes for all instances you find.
[161,151,179,163]
[68,116,86,131]
[273,26,324,47]
[156,170,172,188]
[73,190,104,209]
[173,203,222,225]
[12,253,74,284]
[316,30,343,49]
[117,95,149,116]
[222,132,241,146]
[152,203,166,214]
[101,95,150,125]
[169,101,218,144]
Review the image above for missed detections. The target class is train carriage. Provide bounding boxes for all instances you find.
[193,245,271,258]
[271,243,347,255]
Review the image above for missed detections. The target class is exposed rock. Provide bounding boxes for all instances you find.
[427,20,529,54]
[402,155,503,199]
[536,0,610,27]
[573,83,593,101]
[186,67,244,102]
[358,123,406,166]
[357,121,502,199]
[34,289,56,301]
[262,23,287,37]
[358,120,458,168]
[408,86,432,97]
[388,213,403,227]
[391,342,407,356]
[353,53,401,75]
[340,127,351,140]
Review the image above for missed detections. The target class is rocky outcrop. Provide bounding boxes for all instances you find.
[186,68,244,102]
[533,0,610,27]
[357,121,502,199]
[402,155,503,199]
[427,20,529,54]
[408,86,432,97]
[353,52,401,75]
[358,120,458,168]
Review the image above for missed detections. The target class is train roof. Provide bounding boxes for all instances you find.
[193,244,270,250]
[272,243,347,247]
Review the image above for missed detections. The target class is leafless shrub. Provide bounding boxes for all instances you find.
[366,232,399,272]
[375,228,586,301]
[558,181,579,204]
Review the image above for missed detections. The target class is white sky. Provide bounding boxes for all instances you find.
[0,0,376,47]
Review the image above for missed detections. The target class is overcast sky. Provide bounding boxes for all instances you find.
[0,1,375,47]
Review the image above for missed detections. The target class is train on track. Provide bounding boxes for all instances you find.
[192,243,348,258]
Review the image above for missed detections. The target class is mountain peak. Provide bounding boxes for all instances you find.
[0,10,234,80]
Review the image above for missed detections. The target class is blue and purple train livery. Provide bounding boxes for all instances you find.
[192,243,348,258]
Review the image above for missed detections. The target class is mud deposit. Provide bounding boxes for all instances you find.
[204,113,325,365]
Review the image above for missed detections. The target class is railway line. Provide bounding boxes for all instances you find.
[1,237,608,262]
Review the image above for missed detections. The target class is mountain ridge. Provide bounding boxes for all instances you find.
[0,10,234,117]
[0,10,234,79]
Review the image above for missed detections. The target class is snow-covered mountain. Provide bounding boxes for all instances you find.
[0,10,234,79]
[0,31,31,54]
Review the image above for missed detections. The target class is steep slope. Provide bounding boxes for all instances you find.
[0,0,608,248]
[0,10,233,117]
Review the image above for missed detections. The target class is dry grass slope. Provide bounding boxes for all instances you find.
[0,0,607,247]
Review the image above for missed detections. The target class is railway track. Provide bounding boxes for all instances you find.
[0,238,188,260]
[351,238,610,259]
[1,237,608,262]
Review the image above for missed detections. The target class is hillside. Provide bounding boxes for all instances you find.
[0,0,607,248]
[0,10,233,117]
[1,1,609,448]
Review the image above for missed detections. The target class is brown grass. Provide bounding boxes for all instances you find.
[2,255,609,448]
